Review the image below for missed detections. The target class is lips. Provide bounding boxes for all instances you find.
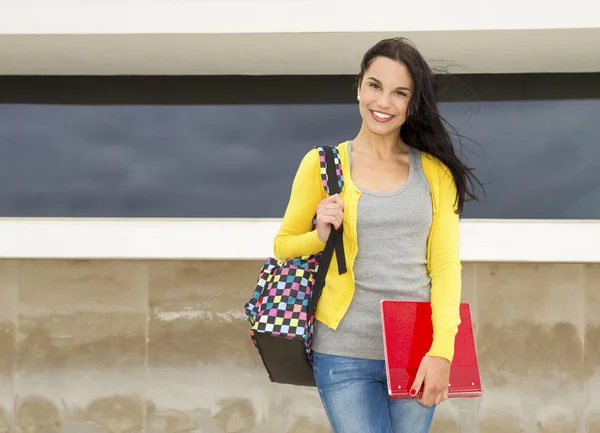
[369,109,395,123]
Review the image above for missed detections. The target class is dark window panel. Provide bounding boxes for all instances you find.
[0,74,599,219]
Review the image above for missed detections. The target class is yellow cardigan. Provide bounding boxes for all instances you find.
[273,140,462,362]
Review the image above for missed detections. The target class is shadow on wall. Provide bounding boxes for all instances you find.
[5,384,600,433]
[4,395,333,433]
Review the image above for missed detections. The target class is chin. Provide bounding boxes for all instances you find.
[366,120,401,137]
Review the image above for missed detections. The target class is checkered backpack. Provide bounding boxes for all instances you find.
[243,145,347,387]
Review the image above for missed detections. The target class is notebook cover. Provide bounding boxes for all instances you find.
[381,300,483,400]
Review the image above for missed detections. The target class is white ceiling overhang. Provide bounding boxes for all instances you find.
[1,0,599,75]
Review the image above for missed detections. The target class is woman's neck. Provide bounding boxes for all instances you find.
[352,125,409,159]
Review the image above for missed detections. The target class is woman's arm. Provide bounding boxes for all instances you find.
[425,165,462,363]
[411,163,462,406]
[273,148,327,261]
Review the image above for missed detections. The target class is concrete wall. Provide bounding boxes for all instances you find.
[0,259,598,433]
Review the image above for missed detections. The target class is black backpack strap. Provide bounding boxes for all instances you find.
[322,146,347,274]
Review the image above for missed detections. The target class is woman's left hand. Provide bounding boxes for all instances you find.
[409,355,450,407]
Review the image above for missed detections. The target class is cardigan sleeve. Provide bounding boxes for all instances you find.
[425,162,463,362]
[273,148,327,261]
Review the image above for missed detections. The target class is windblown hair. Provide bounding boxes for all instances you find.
[356,37,483,214]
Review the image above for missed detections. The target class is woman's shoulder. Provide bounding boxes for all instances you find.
[294,140,349,178]
[419,151,453,180]
[300,140,348,156]
[298,141,349,166]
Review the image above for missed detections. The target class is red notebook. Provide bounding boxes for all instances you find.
[381,300,483,400]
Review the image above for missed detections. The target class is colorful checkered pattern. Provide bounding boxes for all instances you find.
[244,146,343,369]
[316,146,344,194]
[245,256,317,344]
[312,146,344,228]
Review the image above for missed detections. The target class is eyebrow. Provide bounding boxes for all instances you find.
[367,77,412,93]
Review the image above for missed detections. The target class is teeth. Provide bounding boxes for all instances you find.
[373,111,391,119]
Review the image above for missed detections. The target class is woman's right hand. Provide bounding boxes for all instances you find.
[315,194,344,243]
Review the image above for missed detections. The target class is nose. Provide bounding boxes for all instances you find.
[377,93,392,109]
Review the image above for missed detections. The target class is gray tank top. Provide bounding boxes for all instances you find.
[312,141,433,360]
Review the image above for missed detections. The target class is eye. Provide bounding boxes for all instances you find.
[396,91,407,97]
[369,83,380,90]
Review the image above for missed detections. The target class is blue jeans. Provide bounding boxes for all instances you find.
[313,352,435,433]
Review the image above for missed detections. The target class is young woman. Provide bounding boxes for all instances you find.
[273,37,482,433]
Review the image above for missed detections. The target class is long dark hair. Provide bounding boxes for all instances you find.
[356,37,483,215]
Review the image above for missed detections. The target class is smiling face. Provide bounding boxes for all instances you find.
[357,56,414,137]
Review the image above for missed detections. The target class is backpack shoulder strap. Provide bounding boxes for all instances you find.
[306,145,347,319]
[314,145,344,196]
[312,145,347,276]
